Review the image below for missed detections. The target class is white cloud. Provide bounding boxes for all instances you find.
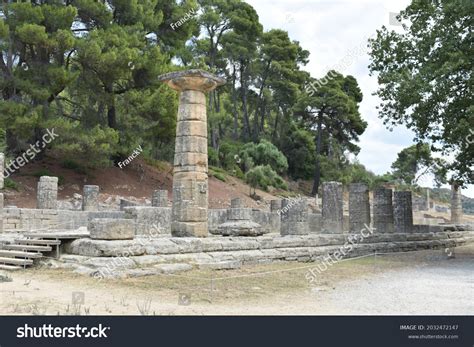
[245,0,473,198]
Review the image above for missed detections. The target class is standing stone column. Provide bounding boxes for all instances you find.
[280,198,308,235]
[450,183,463,224]
[270,199,281,213]
[37,176,58,209]
[426,188,430,211]
[82,185,99,211]
[230,197,242,209]
[373,187,394,233]
[321,182,344,233]
[393,191,413,233]
[159,70,225,237]
[152,190,168,207]
[349,183,370,233]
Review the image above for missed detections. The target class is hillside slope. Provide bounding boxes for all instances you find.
[3,157,282,209]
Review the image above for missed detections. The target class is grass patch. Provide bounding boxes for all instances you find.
[143,157,171,171]
[209,166,227,182]
[4,177,19,190]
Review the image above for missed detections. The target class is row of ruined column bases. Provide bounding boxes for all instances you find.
[24,176,460,236]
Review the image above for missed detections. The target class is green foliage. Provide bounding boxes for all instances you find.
[280,126,315,179]
[368,0,473,184]
[295,70,367,194]
[61,159,87,175]
[0,0,378,194]
[239,140,288,174]
[209,166,227,182]
[218,140,242,171]
[245,165,287,193]
[208,147,219,167]
[4,178,19,191]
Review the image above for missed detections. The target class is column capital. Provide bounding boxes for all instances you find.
[159,69,225,92]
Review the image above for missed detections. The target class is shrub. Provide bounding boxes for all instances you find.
[240,140,288,174]
[4,178,19,191]
[208,147,219,167]
[245,165,287,194]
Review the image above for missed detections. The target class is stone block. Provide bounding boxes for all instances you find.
[394,191,413,233]
[270,199,281,212]
[227,208,252,221]
[281,198,309,235]
[373,188,394,233]
[321,182,344,233]
[82,185,99,211]
[37,176,58,210]
[152,190,168,207]
[349,183,371,233]
[89,218,135,240]
[171,221,208,238]
[124,206,171,236]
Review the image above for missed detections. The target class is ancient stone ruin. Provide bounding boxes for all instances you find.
[159,69,225,238]
[0,69,472,275]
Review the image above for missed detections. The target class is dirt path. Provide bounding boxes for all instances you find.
[1,245,473,315]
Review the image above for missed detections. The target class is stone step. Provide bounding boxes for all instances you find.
[15,239,61,246]
[0,250,43,259]
[3,244,53,252]
[0,264,22,271]
[23,230,89,239]
[0,256,33,266]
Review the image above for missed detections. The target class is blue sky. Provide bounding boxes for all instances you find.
[245,0,473,198]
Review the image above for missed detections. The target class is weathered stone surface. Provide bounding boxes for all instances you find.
[230,197,242,208]
[152,190,168,207]
[394,191,414,233]
[373,188,394,233]
[197,260,242,270]
[0,193,3,233]
[82,185,99,211]
[0,152,4,190]
[308,213,322,233]
[321,182,344,233]
[89,218,135,240]
[227,208,252,221]
[216,199,266,236]
[281,198,309,235]
[61,231,474,272]
[451,183,463,223]
[218,220,264,236]
[64,239,145,257]
[159,70,225,238]
[349,183,371,233]
[124,206,171,236]
[37,176,58,209]
[120,199,138,210]
[158,69,226,92]
[270,199,281,213]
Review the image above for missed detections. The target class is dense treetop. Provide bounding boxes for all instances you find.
[0,0,470,194]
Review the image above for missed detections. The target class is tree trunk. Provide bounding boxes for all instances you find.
[231,66,239,140]
[240,62,251,140]
[107,98,117,129]
[272,103,282,141]
[311,115,323,196]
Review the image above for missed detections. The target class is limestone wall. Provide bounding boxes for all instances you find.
[2,207,126,232]
[123,206,171,236]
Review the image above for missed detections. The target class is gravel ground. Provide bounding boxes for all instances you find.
[1,244,473,315]
[310,248,474,315]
